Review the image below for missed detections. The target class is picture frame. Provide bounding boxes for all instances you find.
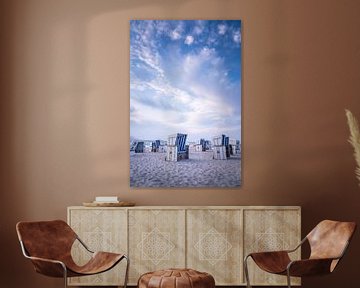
[130,20,241,188]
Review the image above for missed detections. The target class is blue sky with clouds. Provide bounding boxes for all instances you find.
[130,20,241,143]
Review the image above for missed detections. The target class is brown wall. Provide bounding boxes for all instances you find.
[1,0,360,287]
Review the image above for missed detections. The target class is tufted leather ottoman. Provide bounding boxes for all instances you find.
[138,268,215,288]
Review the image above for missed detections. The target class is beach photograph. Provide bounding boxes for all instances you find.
[130,20,241,187]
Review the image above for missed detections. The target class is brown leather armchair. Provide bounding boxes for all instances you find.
[244,220,356,288]
[16,220,129,288]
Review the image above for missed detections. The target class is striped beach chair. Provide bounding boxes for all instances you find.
[213,134,229,160]
[166,133,189,161]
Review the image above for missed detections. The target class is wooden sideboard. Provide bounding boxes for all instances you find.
[67,206,301,286]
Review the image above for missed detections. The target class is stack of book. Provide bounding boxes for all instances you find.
[93,196,119,204]
[82,196,135,207]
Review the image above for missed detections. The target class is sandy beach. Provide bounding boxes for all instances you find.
[130,151,241,187]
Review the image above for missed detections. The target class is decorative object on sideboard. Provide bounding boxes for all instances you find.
[83,196,135,207]
[83,201,136,207]
[94,196,120,203]
[345,109,360,186]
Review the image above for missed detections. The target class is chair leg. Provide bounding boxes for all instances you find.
[244,255,252,288]
[286,269,291,288]
[123,255,130,288]
[62,264,68,288]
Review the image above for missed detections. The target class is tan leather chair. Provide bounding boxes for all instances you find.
[16,220,129,288]
[244,220,356,288]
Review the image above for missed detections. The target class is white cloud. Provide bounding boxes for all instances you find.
[136,46,164,77]
[170,30,181,40]
[131,61,236,135]
[155,21,170,36]
[184,35,194,45]
[130,26,165,78]
[233,30,241,43]
[183,54,201,76]
[130,82,147,91]
[130,20,241,141]
[169,22,186,40]
[218,24,227,35]
[200,47,215,58]
[193,25,203,35]
[182,47,217,77]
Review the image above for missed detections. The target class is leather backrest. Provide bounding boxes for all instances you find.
[16,220,77,261]
[307,220,356,259]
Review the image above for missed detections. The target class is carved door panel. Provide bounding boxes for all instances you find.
[68,208,127,286]
[128,209,186,284]
[187,209,243,285]
[243,209,301,286]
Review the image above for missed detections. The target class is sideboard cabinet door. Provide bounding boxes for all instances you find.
[67,208,127,286]
[187,209,243,285]
[243,208,301,286]
[128,209,186,284]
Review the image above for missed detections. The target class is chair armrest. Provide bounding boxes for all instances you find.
[26,255,65,265]
[287,258,336,277]
[246,250,292,262]
[285,237,307,253]
[19,240,67,277]
[245,237,306,259]
[254,250,289,254]
[26,255,67,278]
[76,236,94,253]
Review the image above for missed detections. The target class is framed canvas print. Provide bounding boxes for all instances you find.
[130,20,241,187]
